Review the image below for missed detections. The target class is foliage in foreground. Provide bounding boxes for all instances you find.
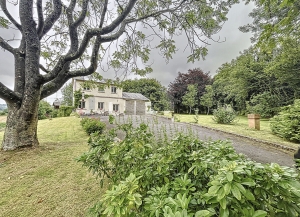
[270,99,300,143]
[212,105,236,124]
[80,118,106,135]
[79,123,300,217]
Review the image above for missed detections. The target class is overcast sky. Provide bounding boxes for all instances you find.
[0,2,255,104]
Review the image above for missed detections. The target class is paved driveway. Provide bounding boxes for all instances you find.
[98,115,295,167]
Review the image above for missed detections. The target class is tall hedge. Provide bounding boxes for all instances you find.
[270,99,300,143]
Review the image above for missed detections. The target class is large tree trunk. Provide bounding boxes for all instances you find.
[2,91,40,151]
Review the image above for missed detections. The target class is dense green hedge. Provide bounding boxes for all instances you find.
[270,99,300,143]
[79,123,300,217]
[57,106,74,117]
[80,117,106,135]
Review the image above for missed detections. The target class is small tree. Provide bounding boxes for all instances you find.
[200,85,214,115]
[38,100,53,120]
[182,84,197,114]
[61,83,73,106]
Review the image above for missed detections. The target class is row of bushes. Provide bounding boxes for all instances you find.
[208,100,300,144]
[78,123,300,216]
[80,117,106,135]
[38,101,73,120]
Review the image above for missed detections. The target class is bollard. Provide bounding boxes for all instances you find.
[248,114,260,130]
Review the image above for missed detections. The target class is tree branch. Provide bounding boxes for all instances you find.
[0,82,22,103]
[39,0,62,39]
[39,64,50,73]
[0,36,16,54]
[41,35,104,99]
[100,0,137,34]
[99,0,108,28]
[0,0,22,31]
[72,0,89,28]
[36,0,44,36]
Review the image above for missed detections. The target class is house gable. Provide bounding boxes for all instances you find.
[72,78,150,115]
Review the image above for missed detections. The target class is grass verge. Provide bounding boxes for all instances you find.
[167,114,299,149]
[0,117,103,217]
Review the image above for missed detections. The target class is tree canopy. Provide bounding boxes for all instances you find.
[240,0,300,49]
[182,84,198,114]
[0,0,238,150]
[61,83,73,106]
[168,68,212,113]
[122,78,169,111]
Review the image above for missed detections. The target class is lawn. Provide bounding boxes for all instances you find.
[167,114,299,149]
[0,117,103,217]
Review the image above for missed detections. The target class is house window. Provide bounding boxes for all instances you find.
[111,86,117,94]
[113,104,119,112]
[98,102,104,110]
[98,85,105,92]
[79,101,85,109]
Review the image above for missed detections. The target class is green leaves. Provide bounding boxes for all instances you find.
[270,99,300,142]
[0,16,9,29]
[79,121,300,216]
[252,210,267,217]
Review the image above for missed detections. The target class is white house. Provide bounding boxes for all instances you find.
[72,78,151,115]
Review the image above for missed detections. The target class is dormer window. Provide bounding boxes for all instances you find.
[111,86,117,94]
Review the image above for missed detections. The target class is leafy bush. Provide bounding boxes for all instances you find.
[212,104,236,124]
[80,118,106,135]
[270,99,300,142]
[78,123,300,217]
[0,122,6,131]
[38,100,53,120]
[246,92,280,118]
[57,106,73,117]
[157,111,164,115]
[0,109,7,116]
[108,115,115,124]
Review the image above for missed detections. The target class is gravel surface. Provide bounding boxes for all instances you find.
[97,115,296,167]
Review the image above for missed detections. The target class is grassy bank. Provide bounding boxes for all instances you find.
[167,114,299,149]
[0,117,102,217]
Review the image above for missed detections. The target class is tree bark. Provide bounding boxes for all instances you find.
[2,92,40,150]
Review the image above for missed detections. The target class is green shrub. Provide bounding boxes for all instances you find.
[246,92,280,118]
[38,100,53,120]
[0,122,6,131]
[80,117,90,126]
[270,99,300,143]
[81,118,106,135]
[0,109,7,116]
[157,111,164,115]
[213,104,236,124]
[78,123,300,217]
[57,106,74,117]
[108,114,115,124]
[51,109,58,118]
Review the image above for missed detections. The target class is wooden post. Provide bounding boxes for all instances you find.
[248,114,260,130]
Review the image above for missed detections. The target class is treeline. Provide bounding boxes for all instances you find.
[209,39,300,118]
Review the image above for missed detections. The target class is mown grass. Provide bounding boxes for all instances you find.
[0,117,103,217]
[166,114,299,149]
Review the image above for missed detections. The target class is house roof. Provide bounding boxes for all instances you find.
[122,92,149,101]
[53,99,61,106]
